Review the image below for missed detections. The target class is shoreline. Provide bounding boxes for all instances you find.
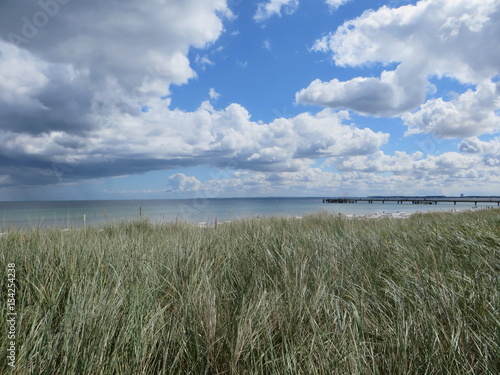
[339,204,499,220]
[197,205,499,227]
[1,204,498,232]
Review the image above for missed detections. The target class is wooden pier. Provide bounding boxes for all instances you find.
[323,197,500,206]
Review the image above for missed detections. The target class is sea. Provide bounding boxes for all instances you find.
[0,198,495,230]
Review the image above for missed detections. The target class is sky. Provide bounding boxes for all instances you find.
[0,0,499,201]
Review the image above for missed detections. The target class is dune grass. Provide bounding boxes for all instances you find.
[1,209,499,374]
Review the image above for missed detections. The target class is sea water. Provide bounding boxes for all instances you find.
[0,198,494,229]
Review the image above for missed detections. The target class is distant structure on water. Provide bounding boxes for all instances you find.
[323,196,500,206]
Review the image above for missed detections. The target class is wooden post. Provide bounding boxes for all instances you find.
[140,206,142,216]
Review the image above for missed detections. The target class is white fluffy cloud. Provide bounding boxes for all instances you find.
[166,173,203,192]
[2,0,230,97]
[336,151,485,175]
[298,0,500,136]
[459,137,500,154]
[166,145,500,196]
[403,81,500,138]
[0,95,389,185]
[296,64,429,117]
[332,146,499,194]
[254,0,299,22]
[333,146,500,190]
[0,0,231,138]
[459,137,500,167]
[311,0,499,80]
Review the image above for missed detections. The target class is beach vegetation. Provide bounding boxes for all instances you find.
[1,209,499,374]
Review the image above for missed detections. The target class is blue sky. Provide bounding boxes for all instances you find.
[0,0,499,200]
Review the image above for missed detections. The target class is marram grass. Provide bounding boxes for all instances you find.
[1,209,499,374]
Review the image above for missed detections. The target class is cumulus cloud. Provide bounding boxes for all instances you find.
[296,63,429,117]
[0,0,231,138]
[312,0,499,80]
[336,151,483,175]
[459,137,500,154]
[403,81,500,138]
[0,0,240,186]
[165,146,500,196]
[162,134,500,197]
[331,148,500,194]
[0,98,389,186]
[298,0,500,131]
[459,137,500,166]
[164,168,344,196]
[254,0,299,22]
[1,0,230,96]
[166,173,203,192]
